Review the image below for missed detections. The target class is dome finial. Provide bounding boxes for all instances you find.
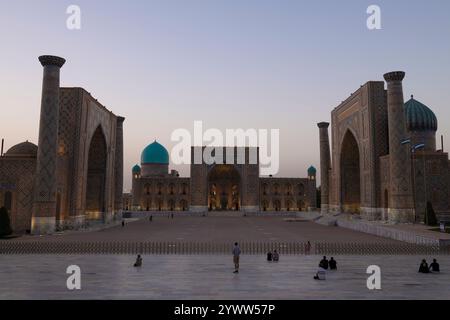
[411,94,414,99]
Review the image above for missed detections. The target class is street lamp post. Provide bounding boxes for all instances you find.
[400,138,425,223]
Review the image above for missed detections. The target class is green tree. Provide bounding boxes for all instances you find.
[424,201,438,226]
[0,206,12,237]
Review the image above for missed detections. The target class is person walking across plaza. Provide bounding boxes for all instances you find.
[232,242,241,273]
[305,241,312,255]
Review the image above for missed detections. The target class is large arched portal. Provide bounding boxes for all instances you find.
[340,130,361,214]
[85,126,107,220]
[208,165,241,211]
[4,191,12,211]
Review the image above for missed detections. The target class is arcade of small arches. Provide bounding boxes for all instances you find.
[261,182,308,196]
[260,181,311,212]
[142,182,189,196]
[135,181,190,211]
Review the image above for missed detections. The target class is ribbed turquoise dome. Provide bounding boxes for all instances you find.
[308,166,317,175]
[141,141,169,164]
[132,164,141,173]
[404,96,437,131]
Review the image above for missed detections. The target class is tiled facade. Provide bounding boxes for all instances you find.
[0,56,124,234]
[0,146,36,232]
[129,147,317,212]
[319,71,450,223]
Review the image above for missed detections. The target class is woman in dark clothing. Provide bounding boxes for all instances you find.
[419,259,429,273]
[329,257,337,270]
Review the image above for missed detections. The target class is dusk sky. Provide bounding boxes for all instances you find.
[1,0,450,192]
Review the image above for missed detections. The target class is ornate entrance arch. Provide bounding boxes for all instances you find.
[85,126,107,220]
[340,130,361,213]
[208,164,241,211]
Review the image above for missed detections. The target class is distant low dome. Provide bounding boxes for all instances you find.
[404,96,437,132]
[4,141,37,158]
[308,166,317,175]
[141,141,169,165]
[132,164,141,173]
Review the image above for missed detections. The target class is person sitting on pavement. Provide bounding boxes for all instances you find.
[429,259,440,273]
[314,267,326,280]
[329,257,337,270]
[419,259,429,273]
[319,256,329,270]
[272,250,279,262]
[267,251,273,262]
[134,254,143,267]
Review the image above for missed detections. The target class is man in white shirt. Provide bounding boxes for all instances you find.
[314,267,326,280]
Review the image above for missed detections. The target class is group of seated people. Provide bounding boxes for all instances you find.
[314,256,337,280]
[419,259,440,273]
[134,254,441,278]
[267,250,280,262]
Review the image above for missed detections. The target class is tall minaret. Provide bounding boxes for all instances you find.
[317,122,331,214]
[31,55,66,234]
[131,164,141,210]
[383,71,415,223]
[114,116,125,215]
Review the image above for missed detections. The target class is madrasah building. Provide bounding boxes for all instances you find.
[318,71,450,223]
[0,56,124,235]
[126,144,317,213]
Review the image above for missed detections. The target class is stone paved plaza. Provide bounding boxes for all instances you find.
[14,216,399,243]
[1,217,448,300]
[0,254,449,299]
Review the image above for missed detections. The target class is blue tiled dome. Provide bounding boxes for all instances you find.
[141,141,169,165]
[308,166,317,175]
[132,164,141,173]
[404,96,437,132]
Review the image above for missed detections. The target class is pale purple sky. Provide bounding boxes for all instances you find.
[1,0,450,192]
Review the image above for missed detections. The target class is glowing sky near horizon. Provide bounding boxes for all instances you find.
[1,0,450,192]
